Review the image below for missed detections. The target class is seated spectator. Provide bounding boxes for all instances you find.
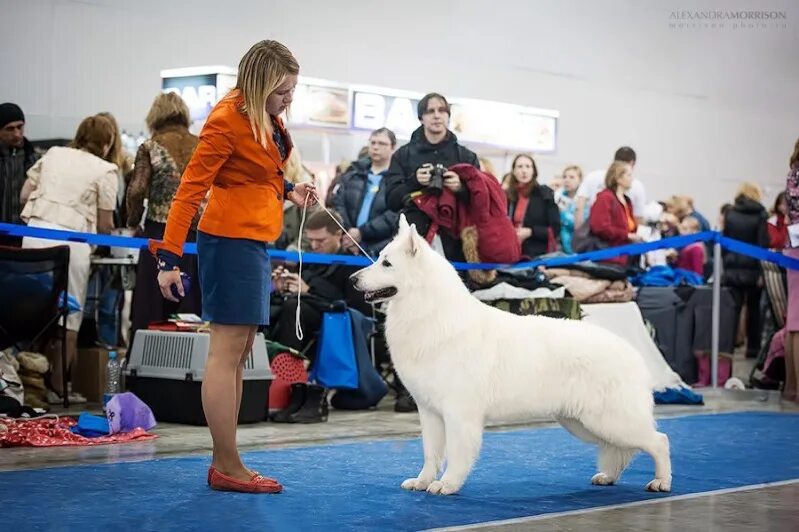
[331,127,398,257]
[505,154,560,258]
[555,165,584,254]
[384,92,479,261]
[767,191,788,249]
[588,161,642,266]
[19,115,118,403]
[666,216,705,276]
[125,92,202,345]
[268,210,365,357]
[325,158,357,205]
[0,103,39,246]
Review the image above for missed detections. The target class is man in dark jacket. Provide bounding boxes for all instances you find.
[385,92,480,261]
[721,188,770,359]
[269,210,366,356]
[0,103,39,239]
[331,128,398,257]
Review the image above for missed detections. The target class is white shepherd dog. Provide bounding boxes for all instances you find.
[351,214,672,496]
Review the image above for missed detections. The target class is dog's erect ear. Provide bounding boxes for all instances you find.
[408,223,420,256]
[398,213,410,235]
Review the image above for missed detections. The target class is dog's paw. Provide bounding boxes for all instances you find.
[401,477,431,491]
[591,473,616,486]
[645,477,672,492]
[426,480,460,495]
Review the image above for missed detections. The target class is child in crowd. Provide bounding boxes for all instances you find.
[666,216,705,276]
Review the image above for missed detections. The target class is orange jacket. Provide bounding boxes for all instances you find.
[149,91,292,257]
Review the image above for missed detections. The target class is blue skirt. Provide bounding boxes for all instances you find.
[197,231,271,325]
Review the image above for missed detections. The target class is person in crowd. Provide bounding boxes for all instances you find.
[718,203,733,230]
[666,216,705,276]
[269,210,365,355]
[478,156,496,179]
[665,195,710,230]
[574,146,646,227]
[587,161,642,266]
[324,158,354,205]
[125,92,203,344]
[548,173,563,196]
[0,103,38,245]
[85,111,135,347]
[151,40,316,493]
[767,191,788,250]
[330,127,398,257]
[19,115,118,403]
[505,153,560,258]
[384,92,479,261]
[721,182,769,359]
[556,165,584,254]
[782,138,799,402]
[278,148,319,251]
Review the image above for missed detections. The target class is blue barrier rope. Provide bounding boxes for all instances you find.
[3,222,799,271]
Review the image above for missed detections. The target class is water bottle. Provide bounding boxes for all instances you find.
[104,350,121,406]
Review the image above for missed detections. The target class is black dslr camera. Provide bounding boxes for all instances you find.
[428,163,446,192]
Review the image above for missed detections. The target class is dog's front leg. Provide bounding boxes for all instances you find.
[427,411,483,495]
[401,407,445,491]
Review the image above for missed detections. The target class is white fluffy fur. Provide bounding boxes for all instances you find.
[351,215,673,496]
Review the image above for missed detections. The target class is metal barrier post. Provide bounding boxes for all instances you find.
[711,241,722,388]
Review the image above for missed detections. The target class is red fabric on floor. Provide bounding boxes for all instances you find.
[0,416,157,447]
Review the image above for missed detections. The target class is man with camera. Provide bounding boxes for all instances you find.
[385,92,480,262]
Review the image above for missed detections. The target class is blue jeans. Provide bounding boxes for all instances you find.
[85,266,120,346]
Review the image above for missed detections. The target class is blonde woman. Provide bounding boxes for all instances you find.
[150,40,316,493]
[125,92,202,344]
[721,182,769,359]
[556,165,584,253]
[19,115,118,403]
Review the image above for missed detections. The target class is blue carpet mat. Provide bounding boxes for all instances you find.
[2,412,798,531]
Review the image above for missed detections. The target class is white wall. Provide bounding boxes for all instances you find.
[1,0,797,218]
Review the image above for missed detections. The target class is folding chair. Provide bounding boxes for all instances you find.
[0,245,71,407]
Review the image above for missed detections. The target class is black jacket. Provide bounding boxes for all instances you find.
[385,127,479,211]
[330,157,397,256]
[507,184,561,258]
[0,138,38,224]
[722,195,769,287]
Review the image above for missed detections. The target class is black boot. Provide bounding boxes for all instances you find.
[394,373,417,413]
[288,384,328,423]
[270,383,307,423]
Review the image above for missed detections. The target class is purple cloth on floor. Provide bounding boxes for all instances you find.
[105,392,156,434]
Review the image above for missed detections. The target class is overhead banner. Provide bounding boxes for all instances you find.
[160,68,559,152]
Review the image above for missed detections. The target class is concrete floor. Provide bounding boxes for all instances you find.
[2,387,798,531]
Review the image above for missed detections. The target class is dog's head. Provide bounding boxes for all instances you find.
[350,214,430,304]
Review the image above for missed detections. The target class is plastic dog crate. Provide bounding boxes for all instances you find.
[124,331,272,425]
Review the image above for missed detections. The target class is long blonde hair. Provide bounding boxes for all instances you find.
[235,40,299,148]
[95,112,132,174]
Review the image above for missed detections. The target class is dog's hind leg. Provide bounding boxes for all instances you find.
[591,445,637,486]
[579,413,672,492]
[401,407,445,491]
[426,411,483,496]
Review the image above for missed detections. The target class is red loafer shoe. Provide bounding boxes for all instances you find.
[208,466,262,485]
[208,467,283,494]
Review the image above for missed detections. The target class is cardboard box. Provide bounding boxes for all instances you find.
[73,347,126,402]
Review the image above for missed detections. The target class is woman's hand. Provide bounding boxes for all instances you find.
[288,182,318,207]
[157,269,183,302]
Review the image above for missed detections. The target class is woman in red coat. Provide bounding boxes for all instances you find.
[588,161,642,265]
